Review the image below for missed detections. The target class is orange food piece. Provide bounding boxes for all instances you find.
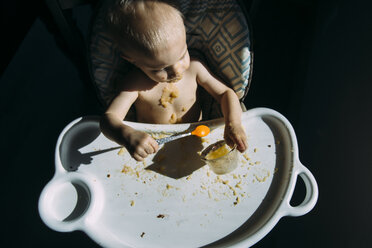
[191,125,210,137]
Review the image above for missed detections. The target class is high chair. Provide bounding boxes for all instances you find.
[40,3,319,248]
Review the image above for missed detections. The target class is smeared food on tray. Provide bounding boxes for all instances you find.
[105,134,273,209]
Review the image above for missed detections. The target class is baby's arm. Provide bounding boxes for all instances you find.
[194,61,248,152]
[100,90,159,161]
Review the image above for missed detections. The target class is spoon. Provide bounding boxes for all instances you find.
[156,125,210,145]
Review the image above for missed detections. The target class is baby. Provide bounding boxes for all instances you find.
[100,0,247,161]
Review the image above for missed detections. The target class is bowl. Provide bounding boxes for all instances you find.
[201,140,239,174]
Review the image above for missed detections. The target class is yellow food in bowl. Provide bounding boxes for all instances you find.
[205,144,231,160]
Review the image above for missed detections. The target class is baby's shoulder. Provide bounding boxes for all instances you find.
[189,58,209,73]
[190,57,206,68]
[189,58,213,80]
[117,67,153,91]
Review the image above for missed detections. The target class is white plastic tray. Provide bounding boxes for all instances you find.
[39,108,318,248]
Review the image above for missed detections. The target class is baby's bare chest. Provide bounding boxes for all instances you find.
[139,75,197,105]
[135,77,200,123]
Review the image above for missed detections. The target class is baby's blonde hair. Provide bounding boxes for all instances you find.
[105,0,184,56]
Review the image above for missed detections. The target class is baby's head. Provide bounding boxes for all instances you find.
[106,0,190,83]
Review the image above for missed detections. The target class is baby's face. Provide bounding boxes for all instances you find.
[140,46,190,83]
[126,29,190,83]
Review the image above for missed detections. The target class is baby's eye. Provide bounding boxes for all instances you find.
[152,68,165,73]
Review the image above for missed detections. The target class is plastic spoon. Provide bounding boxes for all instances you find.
[156,125,210,145]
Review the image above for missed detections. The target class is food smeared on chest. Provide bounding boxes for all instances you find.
[169,113,183,124]
[160,83,179,108]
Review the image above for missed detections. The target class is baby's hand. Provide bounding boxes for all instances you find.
[224,122,248,152]
[126,130,159,161]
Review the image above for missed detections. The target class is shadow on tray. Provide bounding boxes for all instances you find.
[146,135,206,179]
[59,117,121,171]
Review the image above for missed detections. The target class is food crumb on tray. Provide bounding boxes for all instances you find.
[254,169,270,182]
[117,147,126,155]
[157,214,165,219]
[122,165,133,174]
[166,184,174,190]
[235,180,242,189]
[108,142,273,211]
[243,153,250,161]
[233,196,240,205]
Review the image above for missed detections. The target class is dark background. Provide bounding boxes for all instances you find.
[1,0,371,247]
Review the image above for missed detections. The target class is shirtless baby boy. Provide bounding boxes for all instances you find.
[100,0,247,161]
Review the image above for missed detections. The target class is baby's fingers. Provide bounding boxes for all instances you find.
[235,137,248,152]
[133,153,145,161]
[148,138,159,153]
[233,129,248,152]
[134,139,159,161]
[224,133,235,149]
[133,146,148,161]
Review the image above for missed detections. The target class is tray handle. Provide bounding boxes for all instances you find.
[38,173,104,232]
[281,162,319,217]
